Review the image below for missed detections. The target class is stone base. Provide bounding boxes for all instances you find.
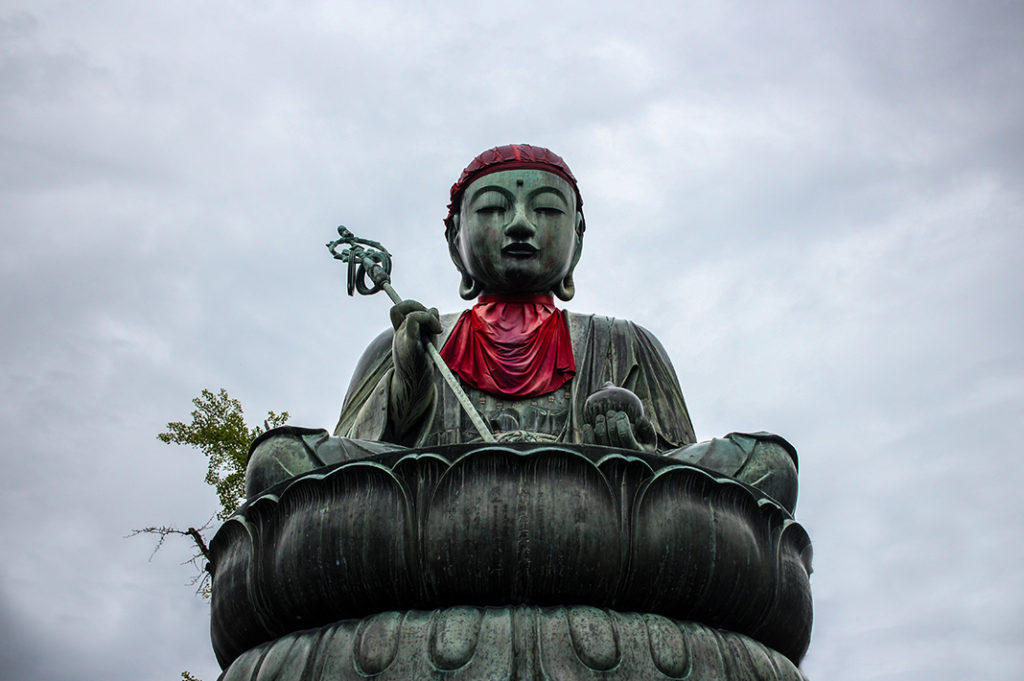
[220,606,806,681]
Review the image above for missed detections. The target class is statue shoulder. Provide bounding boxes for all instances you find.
[563,311,669,352]
[345,311,464,393]
[343,327,394,396]
[439,311,462,331]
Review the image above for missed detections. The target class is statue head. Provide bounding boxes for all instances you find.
[444,144,585,301]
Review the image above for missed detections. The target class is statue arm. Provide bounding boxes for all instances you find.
[569,315,695,451]
[387,300,441,445]
[627,321,696,448]
[334,328,394,441]
[334,302,441,447]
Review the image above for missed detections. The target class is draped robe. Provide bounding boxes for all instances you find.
[334,311,696,449]
[247,310,797,513]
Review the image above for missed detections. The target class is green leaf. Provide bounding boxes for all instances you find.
[159,388,289,519]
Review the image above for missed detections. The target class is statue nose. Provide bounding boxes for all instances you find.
[504,208,535,239]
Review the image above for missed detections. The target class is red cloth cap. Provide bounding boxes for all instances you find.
[444,144,585,237]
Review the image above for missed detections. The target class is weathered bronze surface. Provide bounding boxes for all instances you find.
[211,146,813,679]
[221,607,807,681]
[213,445,811,669]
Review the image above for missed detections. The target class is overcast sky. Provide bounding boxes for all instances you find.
[1,1,1022,679]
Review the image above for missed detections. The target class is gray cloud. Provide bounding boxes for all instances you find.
[1,1,1021,679]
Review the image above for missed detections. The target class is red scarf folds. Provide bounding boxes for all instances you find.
[439,294,576,398]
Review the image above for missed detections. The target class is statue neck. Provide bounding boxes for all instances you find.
[477,293,555,306]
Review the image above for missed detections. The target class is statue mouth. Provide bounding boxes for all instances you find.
[502,242,538,258]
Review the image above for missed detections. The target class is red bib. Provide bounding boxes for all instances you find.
[439,294,576,398]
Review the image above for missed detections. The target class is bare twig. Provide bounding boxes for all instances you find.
[127,515,217,595]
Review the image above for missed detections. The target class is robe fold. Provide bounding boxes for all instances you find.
[334,311,696,449]
[248,311,797,512]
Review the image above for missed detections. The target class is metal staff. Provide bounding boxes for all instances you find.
[327,226,496,443]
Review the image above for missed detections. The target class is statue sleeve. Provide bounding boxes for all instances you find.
[333,328,395,441]
[567,315,696,450]
[333,326,440,446]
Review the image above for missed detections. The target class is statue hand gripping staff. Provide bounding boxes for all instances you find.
[327,226,496,443]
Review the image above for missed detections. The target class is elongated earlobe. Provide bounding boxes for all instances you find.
[448,213,481,299]
[555,227,583,301]
[554,274,575,301]
[459,273,482,299]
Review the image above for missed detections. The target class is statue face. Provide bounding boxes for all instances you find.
[453,169,582,296]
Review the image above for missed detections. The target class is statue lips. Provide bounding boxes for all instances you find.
[502,241,539,259]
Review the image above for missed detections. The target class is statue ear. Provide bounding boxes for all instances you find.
[447,213,463,271]
[459,275,483,300]
[555,214,584,301]
[554,275,575,301]
[448,214,482,300]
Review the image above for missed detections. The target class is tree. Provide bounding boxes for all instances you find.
[158,388,289,520]
[132,388,289,596]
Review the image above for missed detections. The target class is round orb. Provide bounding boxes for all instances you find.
[583,382,645,422]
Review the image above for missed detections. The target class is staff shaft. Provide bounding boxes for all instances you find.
[367,261,496,444]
